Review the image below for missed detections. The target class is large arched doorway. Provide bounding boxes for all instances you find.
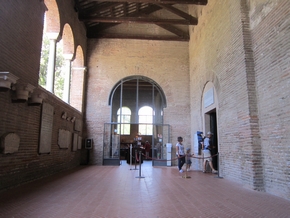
[103,76,170,166]
[202,82,219,170]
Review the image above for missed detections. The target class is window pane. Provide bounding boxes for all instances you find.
[138,106,153,135]
[117,107,131,135]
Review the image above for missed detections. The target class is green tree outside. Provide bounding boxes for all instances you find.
[39,34,65,99]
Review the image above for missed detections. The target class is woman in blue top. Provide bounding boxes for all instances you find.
[176,136,185,173]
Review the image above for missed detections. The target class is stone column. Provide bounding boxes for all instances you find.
[46,33,58,93]
[63,54,73,103]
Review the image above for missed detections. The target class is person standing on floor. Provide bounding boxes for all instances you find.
[185,148,194,171]
[176,136,185,173]
[144,141,151,160]
[202,132,217,173]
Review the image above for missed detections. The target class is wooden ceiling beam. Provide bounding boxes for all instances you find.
[81,3,121,14]
[87,32,189,41]
[93,0,207,5]
[156,4,197,23]
[82,4,162,32]
[156,24,189,39]
[80,16,197,25]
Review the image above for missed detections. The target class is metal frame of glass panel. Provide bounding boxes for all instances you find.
[104,76,169,166]
[103,122,170,166]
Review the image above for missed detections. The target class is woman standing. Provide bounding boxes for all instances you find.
[202,132,217,173]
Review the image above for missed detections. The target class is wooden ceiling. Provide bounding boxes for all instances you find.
[74,0,208,41]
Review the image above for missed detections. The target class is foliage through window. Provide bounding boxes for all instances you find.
[39,33,65,99]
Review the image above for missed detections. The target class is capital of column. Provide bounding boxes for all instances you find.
[12,83,36,102]
[63,53,74,61]
[46,32,59,40]
[28,89,47,106]
[72,66,87,72]
[0,72,19,92]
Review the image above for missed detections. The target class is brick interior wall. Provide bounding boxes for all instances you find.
[250,0,290,200]
[86,39,191,165]
[0,0,86,191]
[1,0,289,201]
[188,0,290,200]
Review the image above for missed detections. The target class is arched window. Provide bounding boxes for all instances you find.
[117,107,131,135]
[138,106,153,135]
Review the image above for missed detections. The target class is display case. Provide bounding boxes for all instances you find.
[103,123,120,165]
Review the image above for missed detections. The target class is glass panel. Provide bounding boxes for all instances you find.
[152,124,170,166]
[122,79,137,123]
[103,123,120,159]
[111,85,121,123]
[117,107,131,135]
[139,106,153,135]
[154,86,163,124]
[138,80,153,135]
[160,124,170,160]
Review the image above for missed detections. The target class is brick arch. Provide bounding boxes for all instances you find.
[44,0,60,34]
[201,81,218,114]
[73,45,84,67]
[61,23,74,56]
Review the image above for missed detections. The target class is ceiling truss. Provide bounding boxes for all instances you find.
[74,0,207,41]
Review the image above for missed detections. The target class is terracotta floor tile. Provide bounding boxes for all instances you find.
[0,160,289,218]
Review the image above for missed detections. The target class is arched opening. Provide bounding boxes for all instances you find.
[39,2,85,111]
[39,0,62,95]
[201,81,219,171]
[103,76,170,166]
[71,45,85,112]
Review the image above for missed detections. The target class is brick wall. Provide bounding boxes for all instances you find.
[250,0,290,200]
[188,0,290,200]
[0,0,87,191]
[86,39,191,165]
[1,0,289,201]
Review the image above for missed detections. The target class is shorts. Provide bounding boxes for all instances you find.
[203,149,212,161]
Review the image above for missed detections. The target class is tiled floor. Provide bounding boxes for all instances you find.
[0,160,289,218]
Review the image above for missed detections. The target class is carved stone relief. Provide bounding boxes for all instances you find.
[39,102,54,154]
[58,129,72,149]
[74,118,82,132]
[72,133,78,151]
[0,133,20,154]
[78,136,82,149]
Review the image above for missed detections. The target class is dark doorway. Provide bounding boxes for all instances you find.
[205,110,218,170]
[210,110,218,169]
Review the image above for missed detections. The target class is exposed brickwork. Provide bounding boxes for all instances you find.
[0,0,86,191]
[86,39,191,165]
[188,0,290,200]
[0,0,289,202]
[250,0,290,200]
[0,87,83,190]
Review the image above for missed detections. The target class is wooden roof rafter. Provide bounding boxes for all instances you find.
[75,0,207,41]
